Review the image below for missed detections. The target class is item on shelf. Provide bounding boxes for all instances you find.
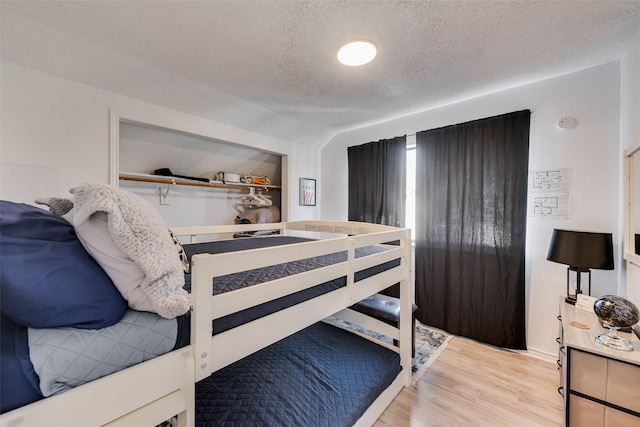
[594,295,639,351]
[223,172,240,183]
[235,205,280,225]
[152,168,210,183]
[241,173,271,185]
[236,188,272,207]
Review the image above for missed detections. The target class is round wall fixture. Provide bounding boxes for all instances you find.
[337,40,377,66]
[557,116,578,130]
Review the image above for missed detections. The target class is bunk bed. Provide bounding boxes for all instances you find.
[0,193,413,427]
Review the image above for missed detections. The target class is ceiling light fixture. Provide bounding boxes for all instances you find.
[337,40,377,66]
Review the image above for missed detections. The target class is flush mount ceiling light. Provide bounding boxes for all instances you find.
[337,40,377,66]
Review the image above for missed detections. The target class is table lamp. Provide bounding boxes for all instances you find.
[547,229,614,304]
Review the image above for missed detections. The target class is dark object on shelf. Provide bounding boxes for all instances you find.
[547,229,614,305]
[594,295,639,351]
[153,168,210,183]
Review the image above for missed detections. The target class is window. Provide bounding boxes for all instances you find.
[406,135,416,241]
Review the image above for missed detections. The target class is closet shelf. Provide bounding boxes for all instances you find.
[119,172,281,192]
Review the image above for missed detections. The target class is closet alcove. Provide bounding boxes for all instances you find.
[109,111,285,229]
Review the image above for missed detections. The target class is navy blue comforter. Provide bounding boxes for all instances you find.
[182,236,399,337]
[195,322,402,427]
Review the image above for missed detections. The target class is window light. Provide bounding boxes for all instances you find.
[337,40,377,66]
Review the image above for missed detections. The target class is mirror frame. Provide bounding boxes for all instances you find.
[624,142,640,267]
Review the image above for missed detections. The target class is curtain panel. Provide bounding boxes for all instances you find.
[347,136,407,227]
[415,110,530,349]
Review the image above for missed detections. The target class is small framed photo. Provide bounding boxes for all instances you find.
[299,178,316,206]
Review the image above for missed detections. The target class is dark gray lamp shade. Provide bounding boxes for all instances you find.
[547,229,614,271]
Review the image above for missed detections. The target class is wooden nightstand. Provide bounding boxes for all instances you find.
[558,298,640,426]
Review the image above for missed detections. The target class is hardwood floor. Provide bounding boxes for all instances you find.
[374,336,564,427]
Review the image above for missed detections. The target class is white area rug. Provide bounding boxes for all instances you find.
[324,317,452,382]
[412,321,452,382]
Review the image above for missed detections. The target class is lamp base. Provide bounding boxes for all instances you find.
[565,295,578,305]
[595,329,634,352]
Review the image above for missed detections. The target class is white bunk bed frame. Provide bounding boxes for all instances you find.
[1,220,412,427]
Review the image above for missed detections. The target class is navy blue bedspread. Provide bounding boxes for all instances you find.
[195,322,402,427]
[181,236,399,337]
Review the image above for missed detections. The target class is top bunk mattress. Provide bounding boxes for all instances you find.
[181,236,399,336]
[195,321,402,427]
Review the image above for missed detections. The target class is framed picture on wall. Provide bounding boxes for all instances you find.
[299,178,316,206]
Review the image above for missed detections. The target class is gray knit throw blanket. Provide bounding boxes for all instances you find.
[38,183,190,319]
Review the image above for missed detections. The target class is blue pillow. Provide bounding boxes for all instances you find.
[0,201,127,329]
[0,312,43,414]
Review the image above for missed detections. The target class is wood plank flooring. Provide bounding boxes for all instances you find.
[374,336,564,427]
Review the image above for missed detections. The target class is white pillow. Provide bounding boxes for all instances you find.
[66,182,190,319]
[74,212,155,312]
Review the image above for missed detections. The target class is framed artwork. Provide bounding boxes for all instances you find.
[299,178,316,206]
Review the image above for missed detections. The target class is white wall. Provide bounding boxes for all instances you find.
[321,62,621,358]
[286,143,322,221]
[0,62,322,224]
[621,29,640,305]
[1,56,632,358]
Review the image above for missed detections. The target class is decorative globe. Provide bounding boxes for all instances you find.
[594,295,640,329]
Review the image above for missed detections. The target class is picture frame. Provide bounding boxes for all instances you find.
[299,178,316,206]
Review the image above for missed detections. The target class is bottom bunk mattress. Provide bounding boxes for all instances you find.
[195,321,402,427]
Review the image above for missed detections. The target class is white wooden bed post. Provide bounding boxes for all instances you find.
[398,228,413,386]
[190,253,216,382]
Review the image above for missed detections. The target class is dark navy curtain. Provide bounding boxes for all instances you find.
[415,110,530,349]
[347,136,407,227]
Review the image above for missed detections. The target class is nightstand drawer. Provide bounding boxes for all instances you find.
[569,395,604,426]
[606,358,640,413]
[570,350,607,401]
[569,395,640,427]
[605,407,640,427]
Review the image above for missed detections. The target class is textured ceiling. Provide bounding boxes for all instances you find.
[2,1,640,145]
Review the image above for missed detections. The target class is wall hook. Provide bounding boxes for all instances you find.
[159,184,172,205]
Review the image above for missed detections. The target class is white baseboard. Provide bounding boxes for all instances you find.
[514,347,557,364]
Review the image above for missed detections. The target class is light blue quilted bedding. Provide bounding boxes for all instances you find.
[28,310,177,397]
